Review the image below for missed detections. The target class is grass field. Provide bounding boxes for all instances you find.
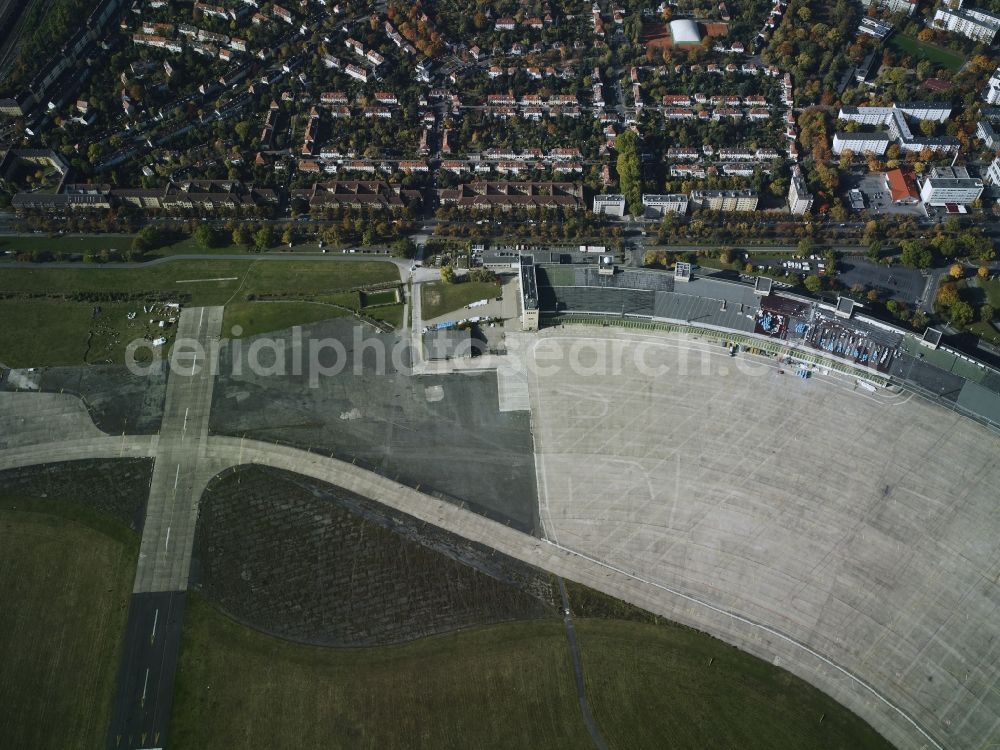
[170,595,590,749]
[222,301,352,338]
[170,594,893,750]
[0,497,138,750]
[888,34,964,71]
[577,619,893,750]
[0,259,398,306]
[0,260,402,365]
[421,280,500,320]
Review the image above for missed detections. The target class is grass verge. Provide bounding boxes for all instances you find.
[0,497,138,749]
[421,280,500,320]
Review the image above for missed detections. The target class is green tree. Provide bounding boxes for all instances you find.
[362,227,376,246]
[391,238,416,259]
[232,225,251,247]
[981,304,995,323]
[193,224,220,250]
[281,226,294,246]
[254,225,274,251]
[950,300,974,328]
[900,240,932,269]
[614,130,642,215]
[867,241,881,261]
[440,265,456,283]
[803,275,822,293]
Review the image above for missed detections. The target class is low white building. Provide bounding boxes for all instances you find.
[593,194,626,216]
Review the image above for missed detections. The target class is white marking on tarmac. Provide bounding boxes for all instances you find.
[165,527,170,550]
[173,465,180,490]
[141,668,150,707]
[151,609,158,643]
[175,277,238,283]
[183,408,189,433]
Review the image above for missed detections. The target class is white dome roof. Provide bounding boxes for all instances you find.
[670,19,701,44]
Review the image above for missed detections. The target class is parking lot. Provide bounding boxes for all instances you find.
[851,174,927,218]
[838,256,927,304]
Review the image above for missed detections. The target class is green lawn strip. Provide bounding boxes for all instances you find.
[979,277,1000,309]
[887,34,964,71]
[575,618,895,750]
[420,280,501,320]
[0,259,398,306]
[170,594,590,750]
[968,320,1000,346]
[222,301,351,338]
[365,303,404,329]
[0,498,138,750]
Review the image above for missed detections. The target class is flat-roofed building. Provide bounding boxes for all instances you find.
[690,189,758,212]
[919,166,984,205]
[593,194,626,216]
[832,131,890,155]
[642,193,688,217]
[932,1,1000,43]
[787,168,813,215]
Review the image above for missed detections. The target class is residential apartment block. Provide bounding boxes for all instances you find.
[689,190,759,212]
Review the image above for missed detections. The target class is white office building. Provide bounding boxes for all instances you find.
[642,194,688,217]
[593,194,626,216]
[919,166,984,205]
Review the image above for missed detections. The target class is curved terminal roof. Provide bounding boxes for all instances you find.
[669,19,701,44]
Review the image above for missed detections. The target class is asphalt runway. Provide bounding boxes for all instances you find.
[106,592,185,750]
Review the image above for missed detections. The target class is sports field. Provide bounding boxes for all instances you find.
[887,34,964,71]
[169,593,892,749]
[0,498,138,749]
